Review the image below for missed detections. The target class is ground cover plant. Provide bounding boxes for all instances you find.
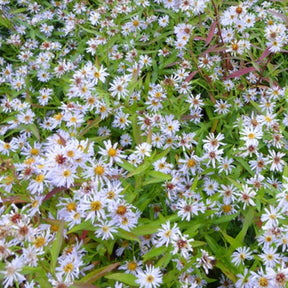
[0,0,288,287]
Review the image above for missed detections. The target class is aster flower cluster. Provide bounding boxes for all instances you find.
[0,0,288,287]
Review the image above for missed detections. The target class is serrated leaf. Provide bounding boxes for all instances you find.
[224,66,256,80]
[205,20,217,45]
[163,270,177,285]
[50,220,64,273]
[105,273,138,286]
[22,266,50,287]
[143,246,168,262]
[204,235,219,255]
[148,171,171,180]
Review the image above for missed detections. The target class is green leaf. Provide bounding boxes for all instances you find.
[191,175,199,191]
[133,215,179,236]
[156,252,173,268]
[50,220,64,274]
[75,263,120,284]
[152,148,170,162]
[237,158,253,176]
[87,136,109,142]
[221,230,242,251]
[116,229,140,244]
[235,207,254,243]
[118,159,137,173]
[190,240,206,248]
[131,114,142,145]
[143,246,168,262]
[126,161,151,178]
[215,261,237,283]
[143,171,171,186]
[105,273,138,286]
[283,164,288,181]
[79,117,101,137]
[68,221,95,234]
[204,234,219,255]
[212,212,239,224]
[19,124,40,140]
[163,270,177,285]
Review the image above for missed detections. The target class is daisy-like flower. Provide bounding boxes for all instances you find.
[94,220,118,240]
[119,258,143,276]
[266,266,288,287]
[109,76,129,99]
[55,253,83,283]
[214,99,231,114]
[267,150,285,172]
[218,157,234,175]
[177,199,200,221]
[87,64,109,85]
[231,246,253,266]
[172,234,194,259]
[154,221,181,247]
[259,246,280,268]
[240,126,263,147]
[1,257,25,288]
[203,133,225,150]
[236,185,256,210]
[196,249,216,274]
[47,166,78,188]
[79,193,107,223]
[135,142,152,159]
[136,265,163,288]
[98,140,125,164]
[261,206,284,230]
[203,147,224,168]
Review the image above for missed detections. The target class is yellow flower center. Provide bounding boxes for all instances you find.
[95,165,104,175]
[108,148,117,157]
[63,170,71,177]
[64,263,74,273]
[127,261,138,271]
[91,201,102,211]
[67,150,74,158]
[222,204,232,213]
[146,275,154,283]
[67,202,76,212]
[31,148,39,155]
[259,277,268,287]
[187,159,196,168]
[34,236,45,248]
[35,174,45,183]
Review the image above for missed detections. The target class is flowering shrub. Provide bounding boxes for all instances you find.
[0,0,288,287]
